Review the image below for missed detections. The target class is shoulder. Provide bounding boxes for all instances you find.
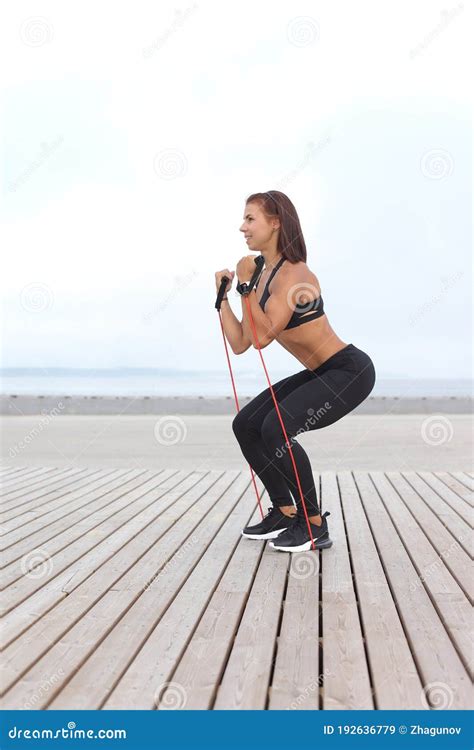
[276,260,320,294]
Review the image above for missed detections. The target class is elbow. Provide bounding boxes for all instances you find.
[252,336,271,350]
[233,342,250,355]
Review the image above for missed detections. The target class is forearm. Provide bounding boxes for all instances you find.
[241,291,272,348]
[219,298,247,353]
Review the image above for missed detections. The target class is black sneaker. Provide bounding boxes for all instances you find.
[241,506,297,540]
[269,511,333,552]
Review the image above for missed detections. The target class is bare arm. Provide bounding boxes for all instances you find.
[220,298,252,354]
[242,274,297,349]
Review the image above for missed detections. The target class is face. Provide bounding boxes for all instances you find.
[239,202,279,252]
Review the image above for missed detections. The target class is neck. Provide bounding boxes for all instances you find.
[261,250,283,270]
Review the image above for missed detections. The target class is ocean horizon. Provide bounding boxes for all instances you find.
[0,368,472,399]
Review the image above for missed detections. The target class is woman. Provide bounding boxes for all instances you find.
[215,190,376,552]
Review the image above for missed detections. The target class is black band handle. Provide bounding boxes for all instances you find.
[215,255,265,310]
[215,276,229,310]
[247,254,265,292]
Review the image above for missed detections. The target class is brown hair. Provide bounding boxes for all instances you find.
[245,190,307,263]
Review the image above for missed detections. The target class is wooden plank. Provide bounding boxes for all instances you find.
[1,469,182,644]
[338,471,425,709]
[268,550,320,708]
[51,474,260,709]
[212,544,288,709]
[0,470,161,574]
[321,471,373,709]
[385,473,472,602]
[161,507,265,710]
[2,469,102,528]
[448,472,474,497]
[381,473,472,677]
[266,472,321,710]
[1,470,232,702]
[416,472,473,525]
[2,469,145,561]
[0,467,61,494]
[0,470,173,609]
[400,473,472,557]
[0,467,90,506]
[363,472,471,708]
[0,466,37,481]
[0,467,26,478]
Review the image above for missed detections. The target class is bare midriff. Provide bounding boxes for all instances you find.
[255,260,349,371]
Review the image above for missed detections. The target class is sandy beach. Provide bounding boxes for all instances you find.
[2,411,472,472]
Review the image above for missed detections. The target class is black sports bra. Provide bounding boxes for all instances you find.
[256,257,325,330]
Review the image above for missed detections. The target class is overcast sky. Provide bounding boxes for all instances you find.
[1,0,471,379]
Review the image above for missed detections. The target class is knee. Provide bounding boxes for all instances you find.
[261,412,282,449]
[231,411,247,441]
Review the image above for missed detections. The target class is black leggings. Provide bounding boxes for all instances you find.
[232,343,376,516]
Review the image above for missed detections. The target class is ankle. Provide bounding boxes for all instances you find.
[308,514,322,525]
[278,505,297,517]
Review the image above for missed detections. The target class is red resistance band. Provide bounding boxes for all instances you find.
[217,286,316,552]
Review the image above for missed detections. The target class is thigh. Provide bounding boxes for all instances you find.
[261,361,374,441]
[233,368,313,432]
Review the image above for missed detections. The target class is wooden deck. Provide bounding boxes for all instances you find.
[0,465,472,711]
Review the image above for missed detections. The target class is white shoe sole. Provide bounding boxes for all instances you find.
[241,527,289,540]
[269,536,333,552]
